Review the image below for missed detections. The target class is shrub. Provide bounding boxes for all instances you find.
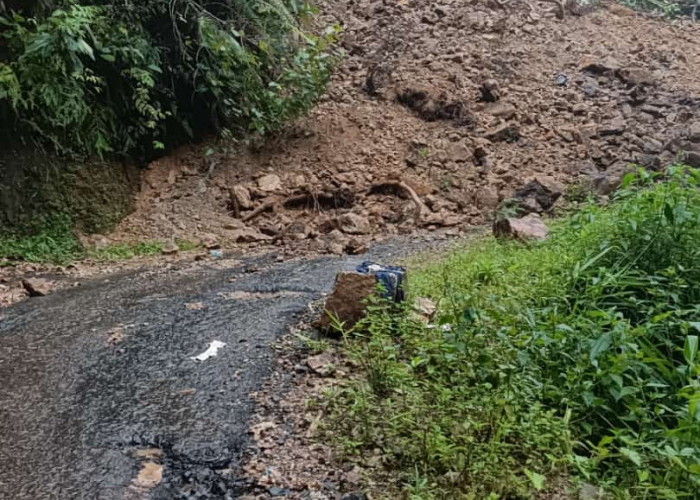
[0,1,338,158]
[328,167,700,499]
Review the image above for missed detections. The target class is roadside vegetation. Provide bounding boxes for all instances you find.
[623,0,699,17]
[328,167,700,499]
[0,0,338,158]
[0,219,194,264]
[0,0,337,261]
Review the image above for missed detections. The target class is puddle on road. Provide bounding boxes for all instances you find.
[218,290,304,300]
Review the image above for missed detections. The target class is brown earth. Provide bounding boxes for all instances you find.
[101,0,700,259]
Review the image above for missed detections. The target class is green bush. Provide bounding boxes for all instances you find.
[328,167,700,499]
[0,214,82,263]
[0,0,338,158]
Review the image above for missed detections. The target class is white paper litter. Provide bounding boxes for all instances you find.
[191,340,227,361]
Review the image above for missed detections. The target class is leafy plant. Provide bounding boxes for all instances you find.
[0,214,81,263]
[326,166,700,499]
[0,0,339,158]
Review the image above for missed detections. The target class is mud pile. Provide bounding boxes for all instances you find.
[107,0,700,255]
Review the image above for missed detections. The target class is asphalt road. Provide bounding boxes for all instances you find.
[0,240,440,499]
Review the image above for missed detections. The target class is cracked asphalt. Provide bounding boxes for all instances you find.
[0,239,443,499]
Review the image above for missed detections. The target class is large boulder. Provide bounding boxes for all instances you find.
[316,273,378,332]
[494,213,549,241]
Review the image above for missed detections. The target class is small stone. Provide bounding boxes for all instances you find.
[257,174,282,192]
[479,79,500,102]
[230,185,253,211]
[579,482,604,500]
[598,117,627,136]
[132,448,163,460]
[494,213,549,241]
[21,278,54,297]
[232,227,272,243]
[618,67,655,86]
[413,297,437,318]
[447,140,473,163]
[689,122,700,143]
[337,213,371,235]
[135,462,163,489]
[285,221,309,237]
[581,57,621,75]
[341,493,368,500]
[484,124,520,143]
[200,233,220,250]
[346,238,369,255]
[161,241,179,255]
[684,151,700,168]
[476,187,500,210]
[306,352,335,376]
[483,102,516,119]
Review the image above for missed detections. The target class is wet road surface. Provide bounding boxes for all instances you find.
[0,241,439,499]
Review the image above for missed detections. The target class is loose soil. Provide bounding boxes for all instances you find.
[103,0,700,261]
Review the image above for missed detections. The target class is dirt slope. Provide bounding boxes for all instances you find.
[107,0,700,255]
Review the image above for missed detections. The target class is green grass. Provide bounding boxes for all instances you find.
[327,167,700,499]
[87,239,199,261]
[0,215,82,264]
[87,241,163,261]
[0,214,199,264]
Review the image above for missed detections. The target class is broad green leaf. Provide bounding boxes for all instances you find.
[524,469,546,490]
[590,332,612,363]
[684,335,698,365]
[620,447,642,467]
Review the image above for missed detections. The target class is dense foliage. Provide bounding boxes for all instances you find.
[0,0,337,158]
[621,0,698,17]
[328,168,700,499]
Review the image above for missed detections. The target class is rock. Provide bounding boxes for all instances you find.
[316,273,378,332]
[200,233,220,250]
[337,213,371,235]
[618,67,655,86]
[232,227,272,243]
[230,185,253,212]
[598,116,627,136]
[306,352,335,376]
[580,77,599,98]
[607,3,636,16]
[327,242,345,255]
[135,462,163,489]
[483,102,515,119]
[447,140,473,163]
[475,187,500,210]
[484,124,520,143]
[689,122,700,143]
[21,278,54,297]
[583,162,629,195]
[132,448,163,460]
[257,174,282,192]
[341,493,368,500]
[513,178,563,213]
[581,57,621,75]
[161,240,179,255]
[579,482,604,500]
[684,151,700,168]
[638,154,661,171]
[494,213,549,241]
[413,297,437,319]
[346,238,369,255]
[479,79,500,102]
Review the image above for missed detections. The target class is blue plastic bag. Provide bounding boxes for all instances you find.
[356,261,406,302]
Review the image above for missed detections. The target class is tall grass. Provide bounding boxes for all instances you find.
[327,167,700,499]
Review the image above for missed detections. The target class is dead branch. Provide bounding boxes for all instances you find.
[242,199,279,222]
[369,181,428,221]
